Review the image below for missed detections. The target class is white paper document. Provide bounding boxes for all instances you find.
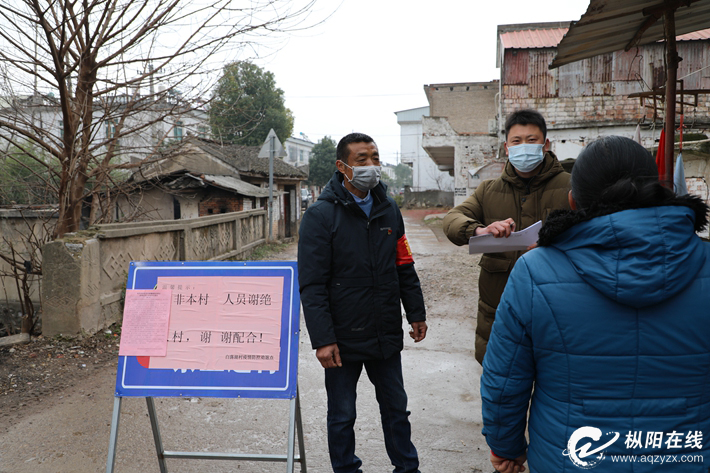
[468,220,542,254]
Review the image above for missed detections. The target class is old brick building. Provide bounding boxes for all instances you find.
[497,22,710,160]
[421,81,499,205]
[421,23,710,206]
[110,137,306,239]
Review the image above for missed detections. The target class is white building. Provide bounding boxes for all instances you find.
[395,106,455,192]
[0,93,210,165]
[284,135,315,165]
[381,163,396,181]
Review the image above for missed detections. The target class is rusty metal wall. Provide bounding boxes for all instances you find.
[503,49,529,85]
[501,38,710,125]
[613,48,643,82]
[559,61,588,97]
[530,50,557,98]
[677,42,706,90]
[588,53,613,85]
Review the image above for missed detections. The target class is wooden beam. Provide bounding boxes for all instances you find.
[663,4,679,188]
[626,0,698,51]
[626,13,662,51]
[629,88,710,98]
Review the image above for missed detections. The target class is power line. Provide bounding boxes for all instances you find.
[286,93,423,99]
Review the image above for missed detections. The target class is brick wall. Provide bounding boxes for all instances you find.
[198,192,243,216]
[504,95,710,129]
[425,82,498,134]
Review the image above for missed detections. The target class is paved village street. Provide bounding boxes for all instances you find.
[0,209,491,473]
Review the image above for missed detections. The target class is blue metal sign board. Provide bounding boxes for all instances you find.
[114,261,299,399]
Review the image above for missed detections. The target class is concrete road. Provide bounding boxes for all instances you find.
[0,210,490,473]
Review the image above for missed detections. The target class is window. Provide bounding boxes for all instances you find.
[106,119,120,147]
[58,120,63,139]
[174,121,184,140]
[197,125,208,137]
[299,150,304,162]
[106,119,118,139]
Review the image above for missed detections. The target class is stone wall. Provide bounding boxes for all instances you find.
[422,117,499,206]
[41,209,267,337]
[0,208,56,334]
[403,189,453,208]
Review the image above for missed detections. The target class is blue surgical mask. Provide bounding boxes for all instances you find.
[508,143,545,173]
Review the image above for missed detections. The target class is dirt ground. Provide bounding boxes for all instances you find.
[0,326,121,433]
[0,208,488,473]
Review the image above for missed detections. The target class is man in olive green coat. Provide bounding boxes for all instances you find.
[443,109,570,365]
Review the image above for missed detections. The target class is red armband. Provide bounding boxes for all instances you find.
[396,234,414,266]
[491,450,505,459]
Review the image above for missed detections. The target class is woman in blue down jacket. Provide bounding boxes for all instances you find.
[481,136,710,473]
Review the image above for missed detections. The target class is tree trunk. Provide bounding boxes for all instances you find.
[54,172,89,238]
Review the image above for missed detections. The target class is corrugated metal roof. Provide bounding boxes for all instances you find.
[551,0,710,68]
[501,26,710,50]
[677,29,710,40]
[500,28,568,49]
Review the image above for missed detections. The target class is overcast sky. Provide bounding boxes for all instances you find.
[251,0,593,164]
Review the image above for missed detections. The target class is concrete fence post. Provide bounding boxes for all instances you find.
[41,239,101,337]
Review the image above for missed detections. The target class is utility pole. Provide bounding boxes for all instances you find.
[268,134,274,240]
[258,129,287,241]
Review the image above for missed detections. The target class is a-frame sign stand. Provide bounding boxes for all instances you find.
[105,261,305,472]
[105,389,307,472]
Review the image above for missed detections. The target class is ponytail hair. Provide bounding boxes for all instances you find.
[571,136,674,211]
[538,135,708,246]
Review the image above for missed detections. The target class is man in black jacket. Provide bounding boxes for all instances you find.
[298,133,427,473]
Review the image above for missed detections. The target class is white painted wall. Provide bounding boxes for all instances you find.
[422,116,498,206]
[546,125,667,162]
[396,107,455,192]
[284,136,315,165]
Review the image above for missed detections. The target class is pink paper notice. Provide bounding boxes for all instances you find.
[119,290,172,356]
[148,276,284,371]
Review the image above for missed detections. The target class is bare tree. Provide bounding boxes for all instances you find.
[0,0,318,238]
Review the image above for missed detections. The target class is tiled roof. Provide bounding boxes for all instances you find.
[192,138,307,179]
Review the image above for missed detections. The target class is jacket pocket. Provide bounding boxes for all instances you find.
[478,254,512,273]
[376,279,403,333]
[329,284,375,339]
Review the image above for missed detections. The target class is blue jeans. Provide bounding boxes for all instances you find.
[324,352,420,473]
